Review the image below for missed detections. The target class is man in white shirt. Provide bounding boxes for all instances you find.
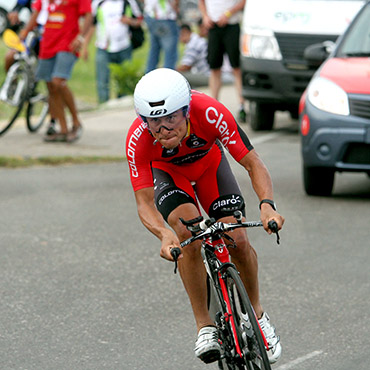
[199,0,247,123]
[87,0,142,103]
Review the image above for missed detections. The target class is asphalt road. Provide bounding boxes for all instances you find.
[1,117,369,370]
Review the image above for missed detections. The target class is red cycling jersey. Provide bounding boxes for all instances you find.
[126,91,253,192]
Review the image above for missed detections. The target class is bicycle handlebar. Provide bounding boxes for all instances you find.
[170,214,280,268]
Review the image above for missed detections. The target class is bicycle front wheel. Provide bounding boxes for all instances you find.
[26,81,49,132]
[0,66,28,136]
[225,267,271,370]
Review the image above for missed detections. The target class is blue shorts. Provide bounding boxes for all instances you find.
[36,52,78,82]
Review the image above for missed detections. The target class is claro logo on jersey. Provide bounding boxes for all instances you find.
[205,107,236,146]
[127,122,147,177]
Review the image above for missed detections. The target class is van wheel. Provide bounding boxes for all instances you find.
[303,166,335,196]
[249,102,275,131]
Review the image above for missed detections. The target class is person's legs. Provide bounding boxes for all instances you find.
[4,50,17,72]
[207,27,224,100]
[145,16,161,73]
[167,204,214,331]
[209,69,222,100]
[160,20,179,70]
[52,52,80,130]
[152,164,213,330]
[36,57,68,137]
[96,48,110,103]
[223,24,246,121]
[109,46,132,98]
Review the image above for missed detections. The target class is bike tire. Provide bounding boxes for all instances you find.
[0,66,28,136]
[225,267,271,370]
[26,81,49,132]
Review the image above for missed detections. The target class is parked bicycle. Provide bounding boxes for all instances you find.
[171,210,280,370]
[0,28,48,136]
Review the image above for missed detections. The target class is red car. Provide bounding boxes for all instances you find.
[299,1,370,196]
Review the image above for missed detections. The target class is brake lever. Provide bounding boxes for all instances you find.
[268,220,280,245]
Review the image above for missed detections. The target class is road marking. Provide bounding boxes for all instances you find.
[252,132,283,145]
[275,350,324,370]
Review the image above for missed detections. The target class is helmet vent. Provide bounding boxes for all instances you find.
[149,100,165,107]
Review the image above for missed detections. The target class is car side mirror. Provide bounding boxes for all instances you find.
[304,41,335,68]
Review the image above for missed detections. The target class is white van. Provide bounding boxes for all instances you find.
[240,0,365,130]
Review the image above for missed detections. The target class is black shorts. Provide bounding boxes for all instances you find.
[152,143,245,222]
[207,24,241,69]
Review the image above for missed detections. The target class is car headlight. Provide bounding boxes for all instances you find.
[307,77,349,116]
[241,29,282,60]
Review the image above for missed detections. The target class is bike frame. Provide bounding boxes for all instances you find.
[202,233,270,361]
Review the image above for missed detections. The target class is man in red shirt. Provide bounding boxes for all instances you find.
[126,68,284,364]
[23,0,92,142]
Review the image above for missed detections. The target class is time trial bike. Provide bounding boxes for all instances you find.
[171,211,280,370]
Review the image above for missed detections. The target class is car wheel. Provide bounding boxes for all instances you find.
[303,166,335,196]
[249,102,275,131]
[0,8,9,35]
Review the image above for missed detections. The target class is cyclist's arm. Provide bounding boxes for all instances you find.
[134,187,182,261]
[239,150,285,232]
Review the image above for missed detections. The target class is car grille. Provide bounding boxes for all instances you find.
[342,143,370,164]
[275,33,338,68]
[349,96,370,120]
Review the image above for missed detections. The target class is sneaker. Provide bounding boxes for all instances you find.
[46,119,57,136]
[43,132,68,143]
[238,108,247,123]
[258,312,282,364]
[194,326,221,364]
[67,124,83,143]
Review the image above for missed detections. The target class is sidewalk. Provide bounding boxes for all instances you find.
[0,85,242,158]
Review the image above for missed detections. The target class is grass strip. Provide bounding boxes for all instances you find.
[0,156,125,168]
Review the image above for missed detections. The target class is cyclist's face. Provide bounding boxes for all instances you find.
[147,109,187,148]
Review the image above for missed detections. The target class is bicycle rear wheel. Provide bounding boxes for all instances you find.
[0,66,28,136]
[26,81,49,132]
[225,267,271,370]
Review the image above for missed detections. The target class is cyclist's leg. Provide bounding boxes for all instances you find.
[195,144,263,318]
[152,164,214,331]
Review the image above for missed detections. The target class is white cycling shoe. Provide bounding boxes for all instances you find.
[258,312,282,364]
[194,326,221,363]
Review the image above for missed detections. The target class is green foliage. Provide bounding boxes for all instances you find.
[110,56,145,97]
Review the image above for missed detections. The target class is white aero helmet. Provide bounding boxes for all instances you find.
[134,68,191,120]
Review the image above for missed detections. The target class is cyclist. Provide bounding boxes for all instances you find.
[125,68,284,364]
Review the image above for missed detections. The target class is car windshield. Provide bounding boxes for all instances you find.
[337,4,370,57]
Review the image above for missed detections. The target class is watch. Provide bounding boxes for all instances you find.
[259,199,277,211]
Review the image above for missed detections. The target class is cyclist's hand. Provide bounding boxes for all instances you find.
[160,232,183,262]
[260,208,285,234]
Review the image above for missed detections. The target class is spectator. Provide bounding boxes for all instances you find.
[144,0,179,72]
[199,0,247,123]
[7,0,58,136]
[177,22,233,88]
[4,0,32,71]
[83,0,143,104]
[23,0,92,143]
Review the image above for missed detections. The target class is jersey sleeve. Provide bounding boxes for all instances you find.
[125,119,154,191]
[193,92,254,162]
